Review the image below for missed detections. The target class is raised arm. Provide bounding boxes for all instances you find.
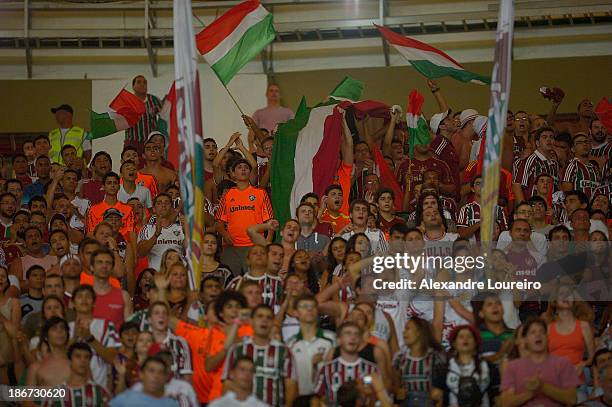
[426,79,449,113]
[340,108,354,166]
[382,109,400,157]
[246,219,278,246]
[212,133,241,183]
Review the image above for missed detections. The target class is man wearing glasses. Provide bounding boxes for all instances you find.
[561,133,600,198]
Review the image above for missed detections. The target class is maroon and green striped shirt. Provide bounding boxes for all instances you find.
[43,380,109,407]
[392,347,436,393]
[457,201,508,241]
[315,356,379,405]
[222,337,297,407]
[562,157,600,198]
[124,93,163,151]
[513,150,560,197]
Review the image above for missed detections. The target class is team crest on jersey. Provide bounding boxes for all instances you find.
[249,195,256,201]
[173,230,181,236]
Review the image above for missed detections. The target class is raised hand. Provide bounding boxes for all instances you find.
[153,272,170,291]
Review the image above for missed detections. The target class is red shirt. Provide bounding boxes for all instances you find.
[81,179,105,205]
[93,286,125,329]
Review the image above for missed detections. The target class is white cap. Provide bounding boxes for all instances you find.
[473,115,488,138]
[430,109,450,134]
[459,109,479,128]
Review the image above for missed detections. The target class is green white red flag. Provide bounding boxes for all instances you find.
[406,89,431,159]
[376,24,490,85]
[90,89,145,139]
[196,0,276,85]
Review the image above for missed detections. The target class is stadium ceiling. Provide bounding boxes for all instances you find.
[0,0,610,78]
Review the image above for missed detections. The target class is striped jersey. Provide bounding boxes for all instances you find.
[314,356,379,405]
[68,318,121,388]
[124,94,163,146]
[287,328,337,395]
[457,201,508,242]
[562,158,600,198]
[222,337,297,407]
[227,273,283,309]
[591,142,612,159]
[594,184,612,203]
[43,381,109,407]
[201,265,234,288]
[513,150,560,197]
[159,330,193,378]
[392,347,438,393]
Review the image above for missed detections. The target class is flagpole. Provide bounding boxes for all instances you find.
[222,83,246,116]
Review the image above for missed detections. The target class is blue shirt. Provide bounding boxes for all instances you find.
[109,390,180,407]
[23,180,45,203]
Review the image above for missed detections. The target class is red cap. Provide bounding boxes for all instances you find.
[448,324,481,347]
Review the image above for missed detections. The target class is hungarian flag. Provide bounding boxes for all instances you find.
[406,89,431,158]
[271,77,389,226]
[196,0,276,85]
[376,24,490,85]
[90,89,145,139]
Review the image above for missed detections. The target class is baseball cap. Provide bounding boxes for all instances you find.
[459,109,479,128]
[103,208,124,219]
[50,104,74,115]
[147,131,165,142]
[430,109,451,134]
[473,115,488,138]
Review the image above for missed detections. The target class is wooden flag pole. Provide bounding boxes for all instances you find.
[222,83,245,116]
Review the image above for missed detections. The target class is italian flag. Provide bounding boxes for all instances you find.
[90,89,146,139]
[376,24,490,85]
[406,89,431,158]
[196,0,276,85]
[271,77,390,226]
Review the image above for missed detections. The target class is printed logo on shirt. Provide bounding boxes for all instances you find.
[249,195,256,201]
[230,204,256,213]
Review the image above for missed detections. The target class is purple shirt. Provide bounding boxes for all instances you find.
[252,106,294,134]
[501,354,580,406]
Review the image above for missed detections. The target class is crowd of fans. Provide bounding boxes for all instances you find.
[0,73,610,407]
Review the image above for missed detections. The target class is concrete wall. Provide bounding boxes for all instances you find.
[274,55,612,116]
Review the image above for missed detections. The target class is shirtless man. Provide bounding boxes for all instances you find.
[547,95,595,135]
[25,316,71,395]
[140,139,177,193]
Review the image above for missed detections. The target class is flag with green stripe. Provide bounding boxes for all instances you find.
[196,0,276,85]
[377,24,490,85]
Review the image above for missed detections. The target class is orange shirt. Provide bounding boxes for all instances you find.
[136,172,159,198]
[175,320,212,403]
[79,271,121,288]
[86,199,135,238]
[206,323,253,401]
[215,186,273,246]
[335,161,352,215]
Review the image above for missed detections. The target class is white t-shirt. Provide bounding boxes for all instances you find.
[137,216,185,271]
[209,392,270,407]
[69,318,121,387]
[287,329,336,395]
[118,184,153,209]
[71,196,90,217]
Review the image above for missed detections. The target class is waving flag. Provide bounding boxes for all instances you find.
[406,90,431,158]
[481,0,514,244]
[196,0,276,85]
[271,77,392,226]
[376,24,490,85]
[175,0,204,289]
[90,89,145,139]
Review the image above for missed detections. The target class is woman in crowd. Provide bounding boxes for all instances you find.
[392,317,445,407]
[446,325,490,407]
[320,236,346,289]
[202,231,233,288]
